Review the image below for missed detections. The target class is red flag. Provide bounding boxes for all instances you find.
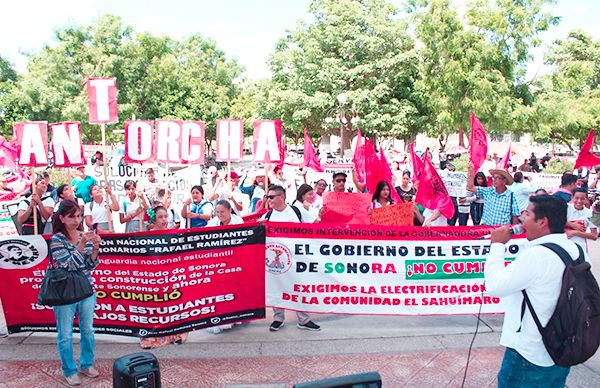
[469,113,488,173]
[0,135,19,172]
[379,145,401,203]
[574,129,600,169]
[499,142,512,169]
[415,150,455,219]
[409,143,423,184]
[364,139,385,194]
[303,128,324,172]
[352,129,366,182]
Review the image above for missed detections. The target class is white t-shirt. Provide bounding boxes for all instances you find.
[18,195,56,223]
[120,197,143,217]
[423,208,448,226]
[567,204,595,251]
[260,205,303,223]
[291,200,317,223]
[213,187,245,216]
[206,214,244,227]
[84,200,110,224]
[167,205,181,229]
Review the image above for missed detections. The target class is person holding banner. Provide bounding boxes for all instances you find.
[83,184,119,234]
[566,188,598,252]
[119,180,149,233]
[181,185,213,228]
[207,172,244,216]
[140,206,190,347]
[142,168,163,205]
[260,185,321,332]
[50,199,101,386]
[372,181,394,208]
[16,174,55,235]
[156,189,181,230]
[207,200,243,227]
[311,179,327,210]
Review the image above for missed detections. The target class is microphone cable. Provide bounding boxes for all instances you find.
[460,284,486,388]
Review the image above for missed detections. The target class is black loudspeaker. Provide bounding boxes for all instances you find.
[113,352,161,388]
[293,371,382,388]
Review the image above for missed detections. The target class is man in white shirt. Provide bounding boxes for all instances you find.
[259,185,321,332]
[207,172,244,216]
[566,188,597,252]
[486,195,586,386]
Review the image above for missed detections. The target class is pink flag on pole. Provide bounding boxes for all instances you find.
[574,129,600,169]
[415,150,455,219]
[499,142,512,169]
[303,128,324,172]
[409,143,423,184]
[364,139,385,195]
[379,145,401,203]
[352,129,366,182]
[469,112,488,172]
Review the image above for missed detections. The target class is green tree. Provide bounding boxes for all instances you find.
[0,55,18,137]
[1,15,243,150]
[263,0,432,152]
[409,0,557,148]
[533,30,600,148]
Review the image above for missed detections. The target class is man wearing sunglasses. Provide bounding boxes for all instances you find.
[332,171,347,193]
[260,185,321,332]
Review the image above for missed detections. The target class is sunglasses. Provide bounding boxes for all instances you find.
[266,194,281,199]
[317,183,327,187]
[335,179,346,183]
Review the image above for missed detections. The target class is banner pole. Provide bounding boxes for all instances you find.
[138,162,144,232]
[33,206,38,235]
[101,123,113,232]
[227,160,232,196]
[187,166,192,228]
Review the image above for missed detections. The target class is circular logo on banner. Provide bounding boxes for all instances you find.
[210,317,221,325]
[265,243,292,274]
[138,329,148,337]
[0,236,47,269]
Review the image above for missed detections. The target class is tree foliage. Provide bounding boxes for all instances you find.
[262,0,432,150]
[0,15,243,147]
[409,0,557,148]
[533,30,600,147]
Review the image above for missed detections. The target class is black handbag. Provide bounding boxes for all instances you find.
[37,244,94,306]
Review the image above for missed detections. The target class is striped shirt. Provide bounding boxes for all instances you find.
[49,232,98,285]
[476,187,520,226]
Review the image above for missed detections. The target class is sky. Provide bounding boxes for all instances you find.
[1,0,599,81]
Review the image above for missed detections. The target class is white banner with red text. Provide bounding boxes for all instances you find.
[265,223,526,315]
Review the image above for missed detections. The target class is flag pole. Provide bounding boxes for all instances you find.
[101,123,113,232]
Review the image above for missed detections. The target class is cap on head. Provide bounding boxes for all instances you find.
[332,171,347,180]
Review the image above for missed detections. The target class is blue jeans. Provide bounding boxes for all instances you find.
[470,202,483,225]
[53,293,96,377]
[498,347,570,388]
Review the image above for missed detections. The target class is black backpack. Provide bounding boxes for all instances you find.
[520,242,600,367]
[265,205,302,222]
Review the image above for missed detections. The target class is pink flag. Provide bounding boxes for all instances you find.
[0,135,19,172]
[574,129,600,169]
[499,142,512,169]
[409,143,423,184]
[303,128,324,172]
[379,145,401,203]
[415,150,455,219]
[352,129,366,182]
[364,139,385,194]
[469,113,488,173]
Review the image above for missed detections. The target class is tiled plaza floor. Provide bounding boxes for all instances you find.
[0,347,503,387]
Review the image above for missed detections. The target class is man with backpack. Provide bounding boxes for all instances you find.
[486,195,599,387]
[259,185,321,332]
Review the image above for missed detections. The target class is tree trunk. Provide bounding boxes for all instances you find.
[340,124,353,156]
[458,126,465,148]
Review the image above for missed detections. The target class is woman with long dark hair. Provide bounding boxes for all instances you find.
[50,199,101,386]
[470,172,487,225]
[181,185,213,228]
[292,184,319,223]
[372,181,394,208]
[395,171,416,203]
